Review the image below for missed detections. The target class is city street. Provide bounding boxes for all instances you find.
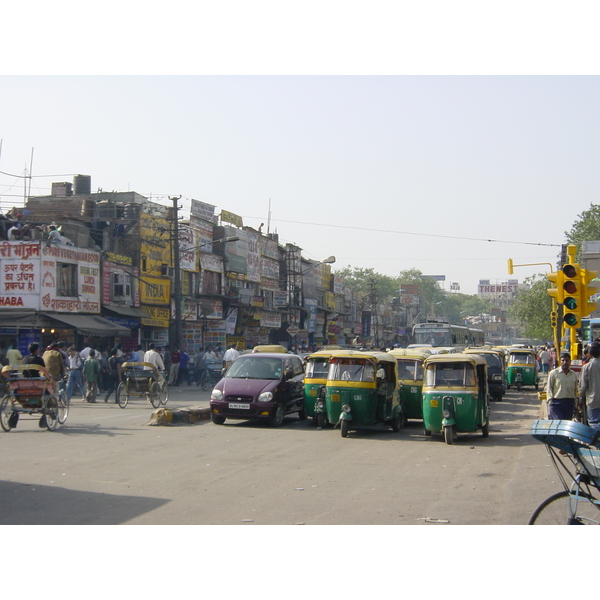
[0,378,560,526]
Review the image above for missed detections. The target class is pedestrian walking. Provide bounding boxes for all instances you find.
[103,348,123,403]
[177,347,190,385]
[222,343,240,369]
[546,352,579,420]
[82,349,101,403]
[6,339,22,367]
[66,346,86,401]
[539,348,550,374]
[168,346,181,385]
[579,342,600,430]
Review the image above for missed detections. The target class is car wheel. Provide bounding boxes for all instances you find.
[269,405,284,427]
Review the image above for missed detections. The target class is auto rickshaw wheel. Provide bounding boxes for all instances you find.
[516,382,522,392]
[341,419,350,438]
[150,382,162,408]
[444,425,455,445]
[44,396,59,431]
[298,408,307,420]
[482,420,490,438]
[424,427,432,437]
[0,395,13,432]
[117,382,128,408]
[391,413,402,432]
[316,413,326,428]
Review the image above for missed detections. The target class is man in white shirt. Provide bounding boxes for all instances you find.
[222,344,240,369]
[143,343,165,372]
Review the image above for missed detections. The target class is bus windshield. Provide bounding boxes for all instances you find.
[414,330,453,347]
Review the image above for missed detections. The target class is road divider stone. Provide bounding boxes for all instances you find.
[148,407,211,426]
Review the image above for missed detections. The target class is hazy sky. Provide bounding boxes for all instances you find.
[2,5,598,296]
[2,75,597,293]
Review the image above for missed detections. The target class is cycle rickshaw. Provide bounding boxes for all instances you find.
[116,361,169,409]
[0,364,68,431]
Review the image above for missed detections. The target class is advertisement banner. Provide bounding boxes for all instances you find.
[139,276,171,306]
[0,241,41,309]
[40,244,101,313]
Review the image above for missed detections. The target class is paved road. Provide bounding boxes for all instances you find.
[0,381,558,525]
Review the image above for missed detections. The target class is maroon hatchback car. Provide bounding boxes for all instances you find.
[209,353,305,427]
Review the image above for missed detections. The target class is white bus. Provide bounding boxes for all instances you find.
[412,321,485,351]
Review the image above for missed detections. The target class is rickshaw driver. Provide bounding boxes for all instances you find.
[142,343,167,383]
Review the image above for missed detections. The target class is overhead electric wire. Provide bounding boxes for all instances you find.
[243,215,561,247]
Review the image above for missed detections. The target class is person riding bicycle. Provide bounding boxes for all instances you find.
[143,343,166,382]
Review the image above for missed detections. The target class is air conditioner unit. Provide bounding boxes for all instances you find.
[161,265,175,278]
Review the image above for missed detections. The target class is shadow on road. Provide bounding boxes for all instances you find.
[0,480,170,524]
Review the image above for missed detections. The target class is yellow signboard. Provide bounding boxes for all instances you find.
[139,275,171,306]
[140,304,170,327]
[140,212,171,275]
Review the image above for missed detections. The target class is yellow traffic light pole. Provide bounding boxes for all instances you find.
[542,245,599,361]
[507,257,557,350]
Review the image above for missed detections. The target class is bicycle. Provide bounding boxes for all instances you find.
[529,419,600,524]
[57,375,69,424]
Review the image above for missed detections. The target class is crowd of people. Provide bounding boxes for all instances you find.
[544,341,600,432]
[0,340,205,405]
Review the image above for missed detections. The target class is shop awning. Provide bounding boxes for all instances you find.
[43,313,131,337]
[0,310,52,328]
[103,306,147,319]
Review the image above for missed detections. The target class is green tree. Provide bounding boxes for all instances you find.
[565,203,600,259]
[509,274,553,340]
[334,266,398,302]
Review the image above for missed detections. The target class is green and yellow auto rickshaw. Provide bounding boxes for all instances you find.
[464,347,507,401]
[422,353,490,445]
[324,351,402,437]
[506,348,540,391]
[388,348,431,422]
[303,349,346,427]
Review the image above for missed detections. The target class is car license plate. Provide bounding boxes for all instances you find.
[229,403,250,409]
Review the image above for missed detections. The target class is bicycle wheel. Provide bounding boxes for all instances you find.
[150,382,162,408]
[117,382,128,409]
[0,395,14,432]
[200,370,210,391]
[44,396,59,431]
[159,381,169,405]
[57,389,69,424]
[529,490,600,524]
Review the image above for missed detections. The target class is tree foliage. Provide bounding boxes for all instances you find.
[565,203,600,259]
[509,274,553,340]
[335,266,493,326]
[335,266,398,302]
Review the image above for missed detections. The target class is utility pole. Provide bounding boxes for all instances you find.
[170,195,182,348]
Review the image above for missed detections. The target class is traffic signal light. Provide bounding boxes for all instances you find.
[550,311,558,328]
[562,263,582,327]
[547,270,564,304]
[582,268,599,315]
